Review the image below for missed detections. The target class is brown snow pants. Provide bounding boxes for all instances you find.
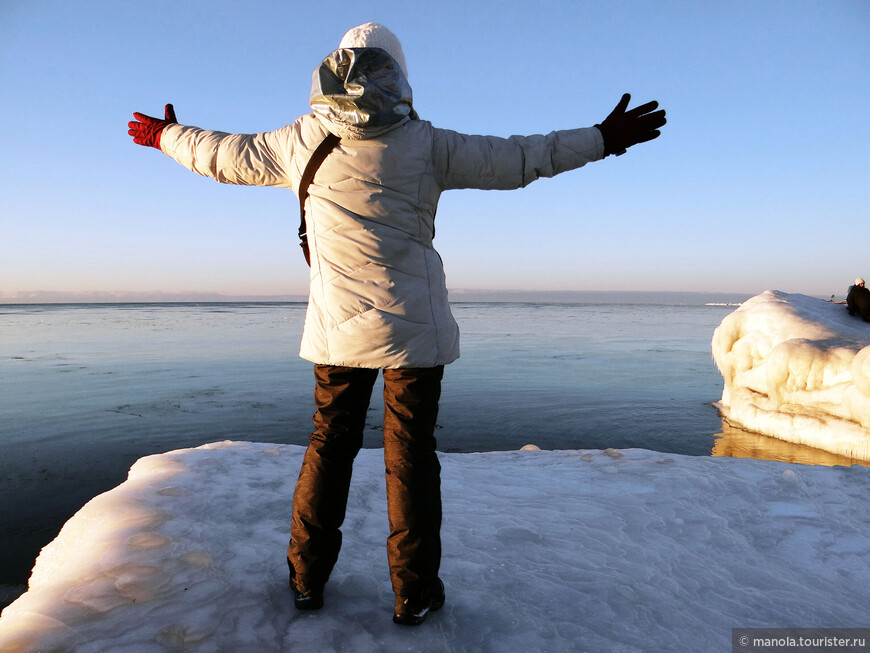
[287,364,443,600]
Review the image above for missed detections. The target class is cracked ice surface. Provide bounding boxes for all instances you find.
[712,290,870,460]
[1,441,869,652]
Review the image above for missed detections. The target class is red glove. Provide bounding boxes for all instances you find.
[128,104,178,150]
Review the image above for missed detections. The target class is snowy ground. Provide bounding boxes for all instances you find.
[713,290,870,460]
[1,440,869,652]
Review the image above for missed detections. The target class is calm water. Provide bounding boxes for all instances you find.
[0,298,848,602]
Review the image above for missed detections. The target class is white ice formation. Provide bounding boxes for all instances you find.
[713,290,870,460]
[1,440,869,652]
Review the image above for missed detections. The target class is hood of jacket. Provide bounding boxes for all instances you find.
[310,47,415,140]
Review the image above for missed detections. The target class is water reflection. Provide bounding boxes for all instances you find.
[712,418,865,468]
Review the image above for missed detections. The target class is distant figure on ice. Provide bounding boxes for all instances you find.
[847,277,870,321]
[127,22,666,625]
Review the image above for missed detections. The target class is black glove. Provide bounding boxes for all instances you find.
[595,94,666,156]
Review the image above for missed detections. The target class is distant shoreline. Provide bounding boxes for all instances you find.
[0,289,763,305]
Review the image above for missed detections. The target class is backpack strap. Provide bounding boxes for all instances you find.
[298,133,341,266]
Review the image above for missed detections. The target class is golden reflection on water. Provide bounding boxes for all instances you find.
[711,419,866,468]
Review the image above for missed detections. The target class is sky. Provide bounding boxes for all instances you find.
[1,0,868,300]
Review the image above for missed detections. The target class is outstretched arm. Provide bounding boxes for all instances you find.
[435,94,666,191]
[127,103,299,188]
[435,126,604,191]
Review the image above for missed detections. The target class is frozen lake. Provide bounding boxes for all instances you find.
[1,297,854,605]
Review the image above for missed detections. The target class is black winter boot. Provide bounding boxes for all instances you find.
[393,578,445,625]
[291,580,324,611]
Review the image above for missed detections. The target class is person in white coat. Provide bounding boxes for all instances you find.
[128,21,666,625]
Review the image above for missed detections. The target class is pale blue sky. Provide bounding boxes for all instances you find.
[1,0,868,300]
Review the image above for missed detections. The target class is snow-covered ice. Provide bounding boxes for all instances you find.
[713,290,870,461]
[1,440,869,652]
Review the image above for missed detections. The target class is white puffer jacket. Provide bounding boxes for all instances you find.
[158,49,604,369]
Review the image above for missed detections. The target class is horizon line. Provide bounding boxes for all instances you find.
[0,288,784,305]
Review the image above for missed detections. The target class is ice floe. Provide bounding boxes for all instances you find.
[1,440,868,652]
[713,290,870,460]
